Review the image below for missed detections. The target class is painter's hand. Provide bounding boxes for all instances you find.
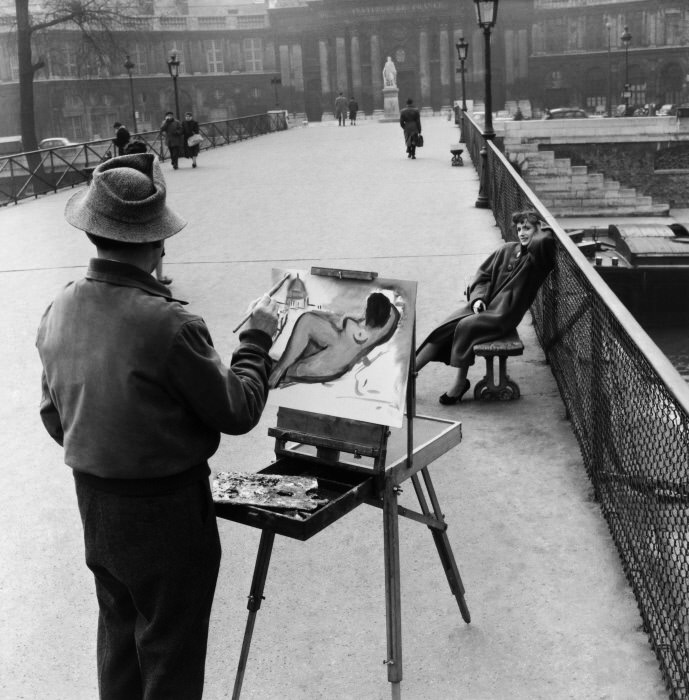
[472,300,486,314]
[245,294,278,337]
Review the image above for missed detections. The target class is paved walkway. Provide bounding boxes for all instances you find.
[0,117,668,699]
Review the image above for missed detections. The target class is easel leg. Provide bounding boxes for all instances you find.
[383,480,403,699]
[232,530,275,700]
[411,469,471,623]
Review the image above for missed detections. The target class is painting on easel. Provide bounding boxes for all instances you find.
[267,268,417,428]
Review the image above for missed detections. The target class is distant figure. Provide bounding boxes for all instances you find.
[348,96,359,125]
[269,292,400,388]
[383,57,397,88]
[513,107,524,121]
[182,111,200,168]
[399,98,422,159]
[334,92,348,126]
[112,121,131,156]
[160,111,183,169]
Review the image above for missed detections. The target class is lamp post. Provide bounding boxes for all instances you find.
[270,76,282,108]
[621,25,632,114]
[474,0,498,140]
[167,49,181,119]
[473,0,499,209]
[455,36,469,143]
[605,22,612,118]
[124,54,137,134]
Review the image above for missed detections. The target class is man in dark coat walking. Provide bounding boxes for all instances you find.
[112,122,131,156]
[399,98,421,159]
[160,111,184,169]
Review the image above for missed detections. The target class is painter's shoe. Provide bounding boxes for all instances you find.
[439,379,470,405]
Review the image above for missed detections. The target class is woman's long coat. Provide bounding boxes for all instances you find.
[182,118,200,158]
[418,231,556,367]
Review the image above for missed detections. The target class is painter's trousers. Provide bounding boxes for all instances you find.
[74,474,221,700]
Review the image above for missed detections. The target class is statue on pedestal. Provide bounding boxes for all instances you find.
[383,57,397,88]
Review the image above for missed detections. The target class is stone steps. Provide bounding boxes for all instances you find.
[508,145,670,217]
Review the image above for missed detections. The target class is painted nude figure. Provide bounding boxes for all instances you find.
[269,292,401,387]
[383,57,397,87]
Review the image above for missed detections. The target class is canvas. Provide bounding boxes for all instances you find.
[267,268,417,427]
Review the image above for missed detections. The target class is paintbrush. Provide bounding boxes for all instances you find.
[232,272,291,333]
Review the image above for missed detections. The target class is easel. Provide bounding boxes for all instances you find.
[215,268,471,699]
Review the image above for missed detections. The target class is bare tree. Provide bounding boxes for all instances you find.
[14,0,136,151]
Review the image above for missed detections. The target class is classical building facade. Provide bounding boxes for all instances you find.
[0,0,687,142]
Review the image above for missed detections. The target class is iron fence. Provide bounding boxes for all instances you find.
[0,111,287,207]
[465,112,689,698]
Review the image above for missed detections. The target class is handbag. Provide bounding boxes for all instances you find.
[187,133,203,147]
[416,134,424,148]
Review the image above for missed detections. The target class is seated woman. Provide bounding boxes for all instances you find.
[416,210,556,404]
[270,291,400,388]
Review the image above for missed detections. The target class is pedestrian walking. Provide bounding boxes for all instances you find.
[415,210,556,403]
[399,98,421,159]
[348,96,359,125]
[334,92,348,126]
[36,152,279,700]
[182,111,201,168]
[112,121,131,156]
[160,111,183,169]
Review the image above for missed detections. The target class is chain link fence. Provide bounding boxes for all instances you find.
[465,113,689,698]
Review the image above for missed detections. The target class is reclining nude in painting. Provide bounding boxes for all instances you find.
[269,291,401,388]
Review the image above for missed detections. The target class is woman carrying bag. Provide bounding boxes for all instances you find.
[182,112,202,169]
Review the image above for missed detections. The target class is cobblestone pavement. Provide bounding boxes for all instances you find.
[0,116,668,699]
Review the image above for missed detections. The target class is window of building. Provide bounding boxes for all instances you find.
[238,15,265,29]
[9,51,18,81]
[132,44,148,75]
[584,67,606,110]
[64,46,78,78]
[243,38,263,72]
[628,66,646,107]
[206,40,224,73]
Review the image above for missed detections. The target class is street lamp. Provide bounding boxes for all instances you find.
[270,76,282,108]
[605,22,612,118]
[473,0,499,209]
[455,36,469,142]
[621,25,632,114]
[123,54,137,134]
[167,49,181,119]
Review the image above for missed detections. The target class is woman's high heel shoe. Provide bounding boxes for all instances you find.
[439,379,470,405]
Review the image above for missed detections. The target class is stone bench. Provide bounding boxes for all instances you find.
[472,329,524,400]
[450,143,464,166]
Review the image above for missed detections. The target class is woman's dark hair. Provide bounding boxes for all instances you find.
[124,139,147,154]
[511,210,542,227]
[365,292,393,328]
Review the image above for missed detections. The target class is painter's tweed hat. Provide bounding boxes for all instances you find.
[65,153,186,242]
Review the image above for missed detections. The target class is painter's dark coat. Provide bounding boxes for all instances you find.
[418,230,556,367]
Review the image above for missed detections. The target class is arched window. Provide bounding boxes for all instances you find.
[627,64,646,107]
[583,67,606,111]
[659,62,684,105]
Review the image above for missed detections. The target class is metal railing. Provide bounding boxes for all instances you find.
[0,111,287,207]
[465,112,689,698]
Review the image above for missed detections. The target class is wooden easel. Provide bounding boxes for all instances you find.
[215,269,470,699]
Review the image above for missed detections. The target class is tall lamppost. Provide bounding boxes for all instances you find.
[605,22,612,118]
[167,49,181,119]
[621,25,632,114]
[270,76,282,108]
[474,0,499,140]
[473,0,499,209]
[124,54,137,133]
[455,36,469,143]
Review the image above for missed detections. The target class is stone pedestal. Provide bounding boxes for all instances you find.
[379,86,400,122]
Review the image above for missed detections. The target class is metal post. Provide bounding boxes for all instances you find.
[606,23,612,118]
[481,26,495,140]
[167,51,181,120]
[124,56,137,134]
[621,25,632,114]
[475,145,490,208]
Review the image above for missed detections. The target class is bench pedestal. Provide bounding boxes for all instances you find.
[450,144,464,166]
[473,330,524,401]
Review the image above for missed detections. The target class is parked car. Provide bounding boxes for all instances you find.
[39,137,75,149]
[657,104,677,116]
[543,108,589,120]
